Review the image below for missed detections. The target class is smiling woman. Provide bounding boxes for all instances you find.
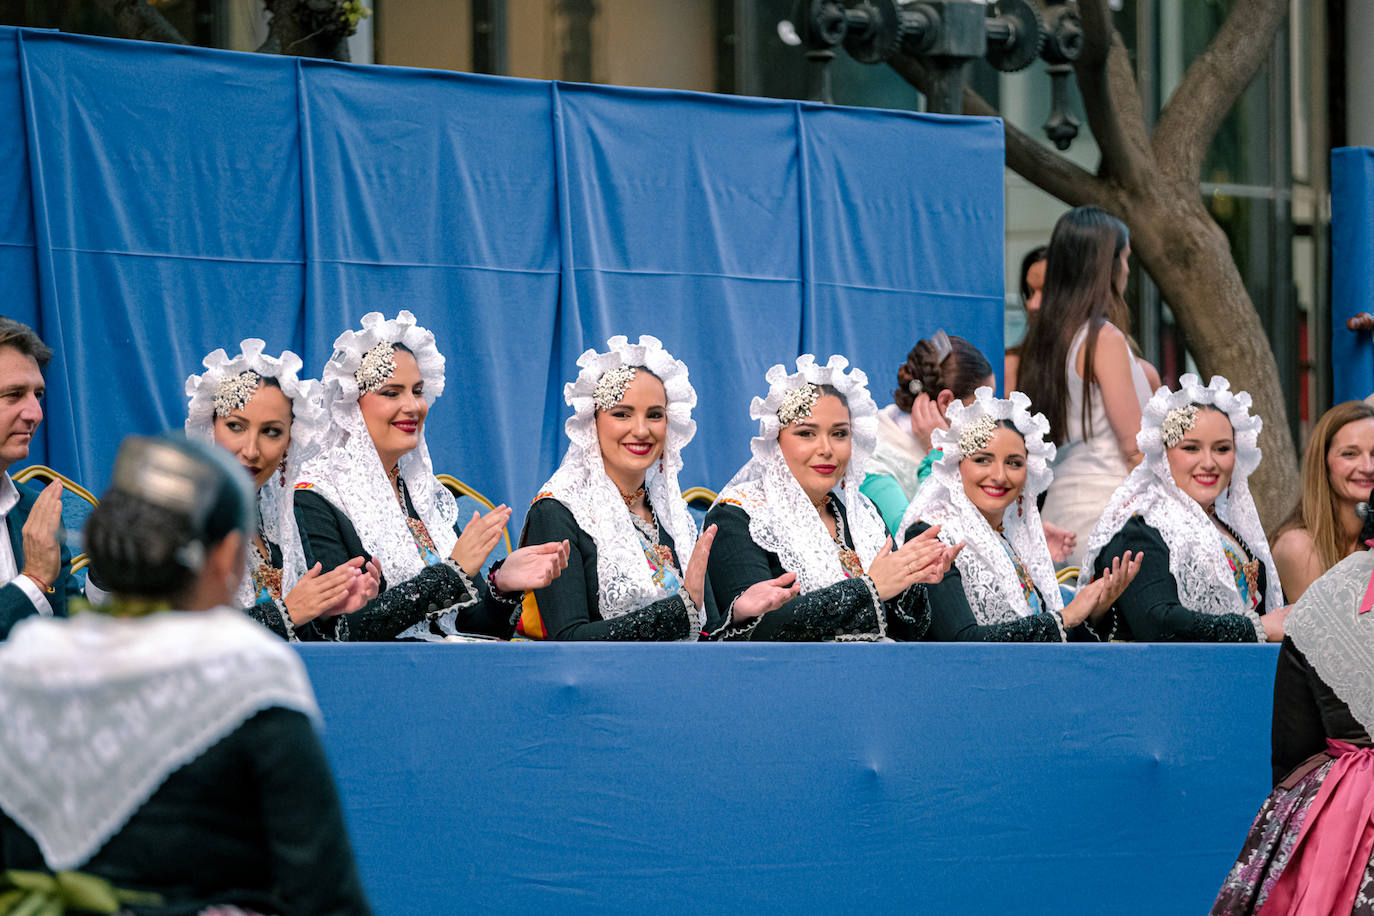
[703,355,960,642]
[292,312,568,641]
[182,339,378,641]
[898,389,1139,642]
[1079,374,1288,642]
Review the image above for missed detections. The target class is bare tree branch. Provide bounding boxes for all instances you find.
[1151,0,1288,184]
[1065,2,1154,191]
[91,0,188,45]
[886,54,1106,207]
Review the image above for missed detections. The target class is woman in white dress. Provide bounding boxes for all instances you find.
[1017,206,1155,567]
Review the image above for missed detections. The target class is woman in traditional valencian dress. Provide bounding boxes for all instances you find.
[1078,374,1288,642]
[0,435,372,914]
[704,355,958,641]
[898,389,1139,642]
[294,311,567,641]
[518,335,793,640]
[184,339,377,640]
[1211,525,1374,915]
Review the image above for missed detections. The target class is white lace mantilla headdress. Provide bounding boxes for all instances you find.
[0,609,320,871]
[716,355,888,596]
[297,311,463,637]
[1077,373,1277,637]
[898,388,1063,626]
[185,339,328,620]
[1286,551,1374,736]
[537,336,701,632]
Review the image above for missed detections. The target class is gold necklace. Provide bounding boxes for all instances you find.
[619,484,646,507]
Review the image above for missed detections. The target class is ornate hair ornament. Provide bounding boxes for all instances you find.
[212,371,262,418]
[777,382,821,427]
[957,415,999,457]
[593,365,637,412]
[1161,404,1200,448]
[907,378,923,396]
[355,341,397,394]
[931,329,953,365]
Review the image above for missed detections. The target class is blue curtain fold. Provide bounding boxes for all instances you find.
[1,26,1005,530]
[1332,147,1374,404]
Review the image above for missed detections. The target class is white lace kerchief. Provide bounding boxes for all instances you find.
[185,340,328,612]
[898,388,1063,625]
[716,355,888,596]
[536,336,700,633]
[297,311,461,637]
[1077,373,1276,639]
[1287,550,1374,736]
[0,609,320,871]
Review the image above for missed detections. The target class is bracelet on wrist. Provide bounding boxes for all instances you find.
[23,571,54,594]
[486,559,523,606]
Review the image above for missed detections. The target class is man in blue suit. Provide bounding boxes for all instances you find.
[0,317,77,639]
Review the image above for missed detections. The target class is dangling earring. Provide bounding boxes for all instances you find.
[1017,494,1024,517]
[841,478,846,490]
[279,452,288,487]
[659,457,665,475]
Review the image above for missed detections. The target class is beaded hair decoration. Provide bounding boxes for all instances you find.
[777,382,821,427]
[1161,404,1200,448]
[592,366,637,411]
[355,342,397,394]
[956,415,998,457]
[212,371,262,418]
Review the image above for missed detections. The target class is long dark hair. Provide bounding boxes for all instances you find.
[1017,206,1130,445]
[893,333,992,413]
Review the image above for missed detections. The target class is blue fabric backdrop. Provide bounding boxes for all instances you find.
[1332,147,1374,404]
[0,28,1004,527]
[303,642,1277,915]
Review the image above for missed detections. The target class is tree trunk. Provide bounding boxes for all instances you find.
[258,0,351,61]
[91,0,189,45]
[1127,188,1299,528]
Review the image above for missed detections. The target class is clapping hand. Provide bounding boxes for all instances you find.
[492,540,570,593]
[20,479,63,589]
[450,505,513,576]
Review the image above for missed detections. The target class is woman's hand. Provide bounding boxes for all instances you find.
[450,505,513,576]
[1042,521,1077,565]
[732,572,799,622]
[867,526,961,601]
[326,558,381,617]
[286,557,368,624]
[492,540,570,593]
[20,479,63,588]
[1261,604,1292,643]
[909,393,948,453]
[1061,551,1142,627]
[682,524,717,610]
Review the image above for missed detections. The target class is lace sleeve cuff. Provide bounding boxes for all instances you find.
[272,598,299,643]
[836,574,888,641]
[1049,609,1068,643]
[709,595,766,641]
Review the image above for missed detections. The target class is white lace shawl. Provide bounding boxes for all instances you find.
[897,388,1064,627]
[185,340,328,619]
[537,336,701,633]
[297,311,462,637]
[1077,374,1276,640]
[0,609,320,871]
[716,355,889,596]
[1287,550,1374,736]
[866,405,926,501]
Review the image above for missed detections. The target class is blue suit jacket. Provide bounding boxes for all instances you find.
[0,480,79,639]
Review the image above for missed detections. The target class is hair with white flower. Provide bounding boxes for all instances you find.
[297,311,462,637]
[185,339,327,621]
[535,335,702,633]
[898,388,1064,629]
[716,355,888,599]
[1077,373,1277,635]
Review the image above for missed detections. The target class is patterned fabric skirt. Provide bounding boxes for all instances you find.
[1211,743,1374,915]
